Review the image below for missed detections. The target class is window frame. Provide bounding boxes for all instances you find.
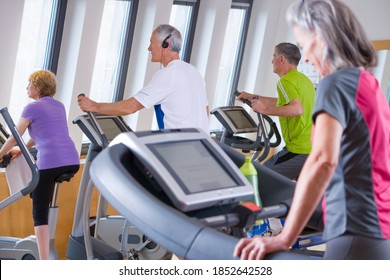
[80,0,139,148]
[7,0,66,123]
[112,0,139,102]
[44,0,67,74]
[172,0,200,63]
[227,0,253,105]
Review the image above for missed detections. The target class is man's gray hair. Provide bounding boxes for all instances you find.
[155,24,182,53]
[275,42,301,66]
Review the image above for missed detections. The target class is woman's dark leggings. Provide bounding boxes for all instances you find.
[30,165,79,227]
[324,234,390,260]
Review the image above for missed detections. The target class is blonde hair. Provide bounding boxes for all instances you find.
[28,70,57,98]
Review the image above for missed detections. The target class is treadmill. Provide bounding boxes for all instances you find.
[89,128,323,260]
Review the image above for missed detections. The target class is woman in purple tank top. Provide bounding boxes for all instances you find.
[0,70,80,259]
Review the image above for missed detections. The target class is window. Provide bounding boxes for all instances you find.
[80,0,137,144]
[170,0,200,62]
[8,0,64,125]
[210,0,252,131]
[89,0,138,103]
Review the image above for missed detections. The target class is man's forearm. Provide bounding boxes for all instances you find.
[94,98,143,116]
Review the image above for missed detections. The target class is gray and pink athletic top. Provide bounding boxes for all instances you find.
[313,67,390,241]
[22,96,79,170]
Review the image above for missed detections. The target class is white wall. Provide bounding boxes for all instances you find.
[239,0,390,98]
[56,0,105,153]
[0,0,389,150]
[0,0,24,110]
[343,0,390,41]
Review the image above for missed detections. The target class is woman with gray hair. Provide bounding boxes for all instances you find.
[234,0,390,260]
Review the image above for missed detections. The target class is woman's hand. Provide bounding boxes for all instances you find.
[233,234,290,260]
[9,148,22,159]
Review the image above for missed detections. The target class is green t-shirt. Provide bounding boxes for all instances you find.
[276,69,315,154]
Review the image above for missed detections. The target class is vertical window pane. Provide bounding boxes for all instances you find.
[170,0,199,62]
[210,8,247,130]
[170,4,192,59]
[89,0,131,103]
[9,0,55,123]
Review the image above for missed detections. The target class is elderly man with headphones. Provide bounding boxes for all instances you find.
[78,24,209,133]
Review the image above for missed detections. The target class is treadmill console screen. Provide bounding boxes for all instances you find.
[149,140,238,195]
[111,129,254,212]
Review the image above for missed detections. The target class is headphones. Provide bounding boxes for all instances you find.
[162,33,172,49]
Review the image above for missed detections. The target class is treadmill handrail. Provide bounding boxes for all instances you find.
[199,203,289,228]
[0,107,40,210]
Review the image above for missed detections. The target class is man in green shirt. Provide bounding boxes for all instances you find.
[238,42,315,236]
[238,42,315,180]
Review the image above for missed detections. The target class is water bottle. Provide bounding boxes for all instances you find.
[240,156,261,207]
[239,156,268,237]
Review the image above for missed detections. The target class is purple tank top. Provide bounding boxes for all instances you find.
[21,97,79,169]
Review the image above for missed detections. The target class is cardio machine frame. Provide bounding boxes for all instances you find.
[211,105,281,162]
[0,107,39,210]
[68,107,172,260]
[89,128,324,260]
[0,107,40,260]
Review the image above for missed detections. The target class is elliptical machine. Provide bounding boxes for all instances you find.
[211,91,282,162]
[67,94,172,260]
[0,107,39,260]
[0,107,76,260]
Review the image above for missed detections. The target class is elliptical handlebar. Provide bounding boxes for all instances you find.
[0,124,10,167]
[0,122,10,139]
[229,90,282,162]
[78,93,109,149]
[230,112,281,162]
[0,107,40,209]
[262,114,282,148]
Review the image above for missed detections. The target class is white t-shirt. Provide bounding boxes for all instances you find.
[134,60,209,133]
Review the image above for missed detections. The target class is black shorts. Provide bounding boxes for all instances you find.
[30,164,79,226]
